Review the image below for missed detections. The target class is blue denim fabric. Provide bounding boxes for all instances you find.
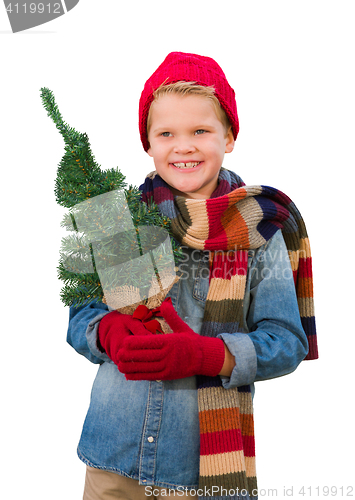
[67,229,308,492]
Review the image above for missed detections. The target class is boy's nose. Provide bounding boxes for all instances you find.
[173,140,197,155]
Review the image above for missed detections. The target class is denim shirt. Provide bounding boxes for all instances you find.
[67,229,308,491]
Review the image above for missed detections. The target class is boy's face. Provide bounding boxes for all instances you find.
[147,93,234,199]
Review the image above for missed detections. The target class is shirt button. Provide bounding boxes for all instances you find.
[147,436,154,443]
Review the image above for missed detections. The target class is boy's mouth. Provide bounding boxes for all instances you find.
[172,162,201,169]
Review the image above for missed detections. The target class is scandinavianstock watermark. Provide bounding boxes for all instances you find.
[178,245,294,282]
[3,0,80,33]
[60,190,297,311]
[145,485,355,497]
[145,485,259,497]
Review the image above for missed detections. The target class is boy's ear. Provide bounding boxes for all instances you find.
[147,147,153,157]
[225,128,235,154]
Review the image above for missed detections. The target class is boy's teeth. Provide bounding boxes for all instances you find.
[173,162,200,168]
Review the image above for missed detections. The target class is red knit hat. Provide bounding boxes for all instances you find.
[139,52,239,152]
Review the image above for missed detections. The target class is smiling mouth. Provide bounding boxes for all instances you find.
[172,162,201,169]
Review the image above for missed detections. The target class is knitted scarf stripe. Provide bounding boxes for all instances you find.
[140,169,318,498]
[197,248,255,494]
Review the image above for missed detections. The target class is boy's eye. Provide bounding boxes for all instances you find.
[161,132,172,137]
[195,129,206,135]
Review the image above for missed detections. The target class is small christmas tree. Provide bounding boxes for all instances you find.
[41,88,181,308]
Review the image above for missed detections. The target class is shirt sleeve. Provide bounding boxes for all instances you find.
[218,230,309,389]
[67,299,111,364]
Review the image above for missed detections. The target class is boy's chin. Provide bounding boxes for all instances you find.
[160,174,217,199]
[169,184,215,200]
[159,177,190,197]
[168,178,196,193]
[169,185,189,197]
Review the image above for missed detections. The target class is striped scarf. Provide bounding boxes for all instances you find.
[140,168,318,499]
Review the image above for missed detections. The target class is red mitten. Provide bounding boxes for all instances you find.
[118,298,225,380]
[98,311,152,366]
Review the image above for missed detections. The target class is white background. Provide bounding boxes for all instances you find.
[1,1,354,499]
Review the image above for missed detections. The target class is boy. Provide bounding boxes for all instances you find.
[67,52,316,500]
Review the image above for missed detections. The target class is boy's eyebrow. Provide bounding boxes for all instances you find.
[150,127,171,133]
[151,124,217,134]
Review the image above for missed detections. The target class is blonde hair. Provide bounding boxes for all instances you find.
[146,81,232,139]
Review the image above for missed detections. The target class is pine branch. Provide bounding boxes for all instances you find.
[40,87,126,208]
[42,88,182,307]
